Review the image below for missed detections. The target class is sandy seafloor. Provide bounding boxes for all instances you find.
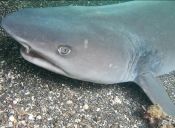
[0,1,175,128]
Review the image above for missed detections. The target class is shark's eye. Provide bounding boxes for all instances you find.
[57,45,71,56]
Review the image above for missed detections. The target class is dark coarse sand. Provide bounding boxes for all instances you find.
[0,1,174,128]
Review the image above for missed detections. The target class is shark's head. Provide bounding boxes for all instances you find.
[1,7,133,84]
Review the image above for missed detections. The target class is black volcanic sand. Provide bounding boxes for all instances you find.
[0,1,174,128]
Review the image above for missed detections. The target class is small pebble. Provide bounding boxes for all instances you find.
[0,84,2,91]
[115,96,122,104]
[28,114,35,120]
[25,90,30,95]
[13,100,18,104]
[34,124,40,128]
[74,124,78,128]
[75,118,81,123]
[67,123,72,127]
[1,60,5,64]
[31,96,35,100]
[9,115,15,122]
[48,117,52,121]
[83,104,89,110]
[66,100,73,105]
[19,120,26,125]
[112,96,122,105]
[13,98,20,104]
[8,122,13,127]
[36,115,42,120]
[96,108,101,112]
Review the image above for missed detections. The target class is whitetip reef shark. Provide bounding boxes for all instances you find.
[1,1,175,115]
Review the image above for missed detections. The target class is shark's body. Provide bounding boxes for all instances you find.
[1,1,175,115]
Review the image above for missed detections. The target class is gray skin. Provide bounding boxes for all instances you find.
[1,1,175,115]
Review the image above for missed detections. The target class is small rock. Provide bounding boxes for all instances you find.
[13,98,20,104]
[96,108,101,112]
[0,78,4,83]
[9,115,15,122]
[67,123,72,127]
[0,84,3,91]
[31,96,35,100]
[36,115,42,120]
[13,100,18,104]
[25,90,30,95]
[34,124,40,128]
[144,104,172,127]
[83,104,89,110]
[18,120,26,125]
[75,118,81,123]
[74,124,78,128]
[66,100,73,105]
[1,60,5,64]
[48,117,52,121]
[112,96,122,105]
[8,122,13,127]
[28,114,35,120]
[145,104,167,120]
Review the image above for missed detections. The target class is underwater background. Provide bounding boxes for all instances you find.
[0,1,175,128]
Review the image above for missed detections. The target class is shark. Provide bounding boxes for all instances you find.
[1,1,175,115]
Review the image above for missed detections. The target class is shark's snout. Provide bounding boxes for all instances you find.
[1,10,20,33]
[1,10,29,44]
[1,9,74,78]
[2,12,32,54]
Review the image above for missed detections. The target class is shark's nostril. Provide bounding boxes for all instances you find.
[57,45,71,56]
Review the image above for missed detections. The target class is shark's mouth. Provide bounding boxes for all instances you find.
[2,22,69,77]
[20,46,68,76]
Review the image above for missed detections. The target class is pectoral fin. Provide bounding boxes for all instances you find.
[135,72,175,116]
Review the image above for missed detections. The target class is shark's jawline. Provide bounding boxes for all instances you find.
[20,46,68,76]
